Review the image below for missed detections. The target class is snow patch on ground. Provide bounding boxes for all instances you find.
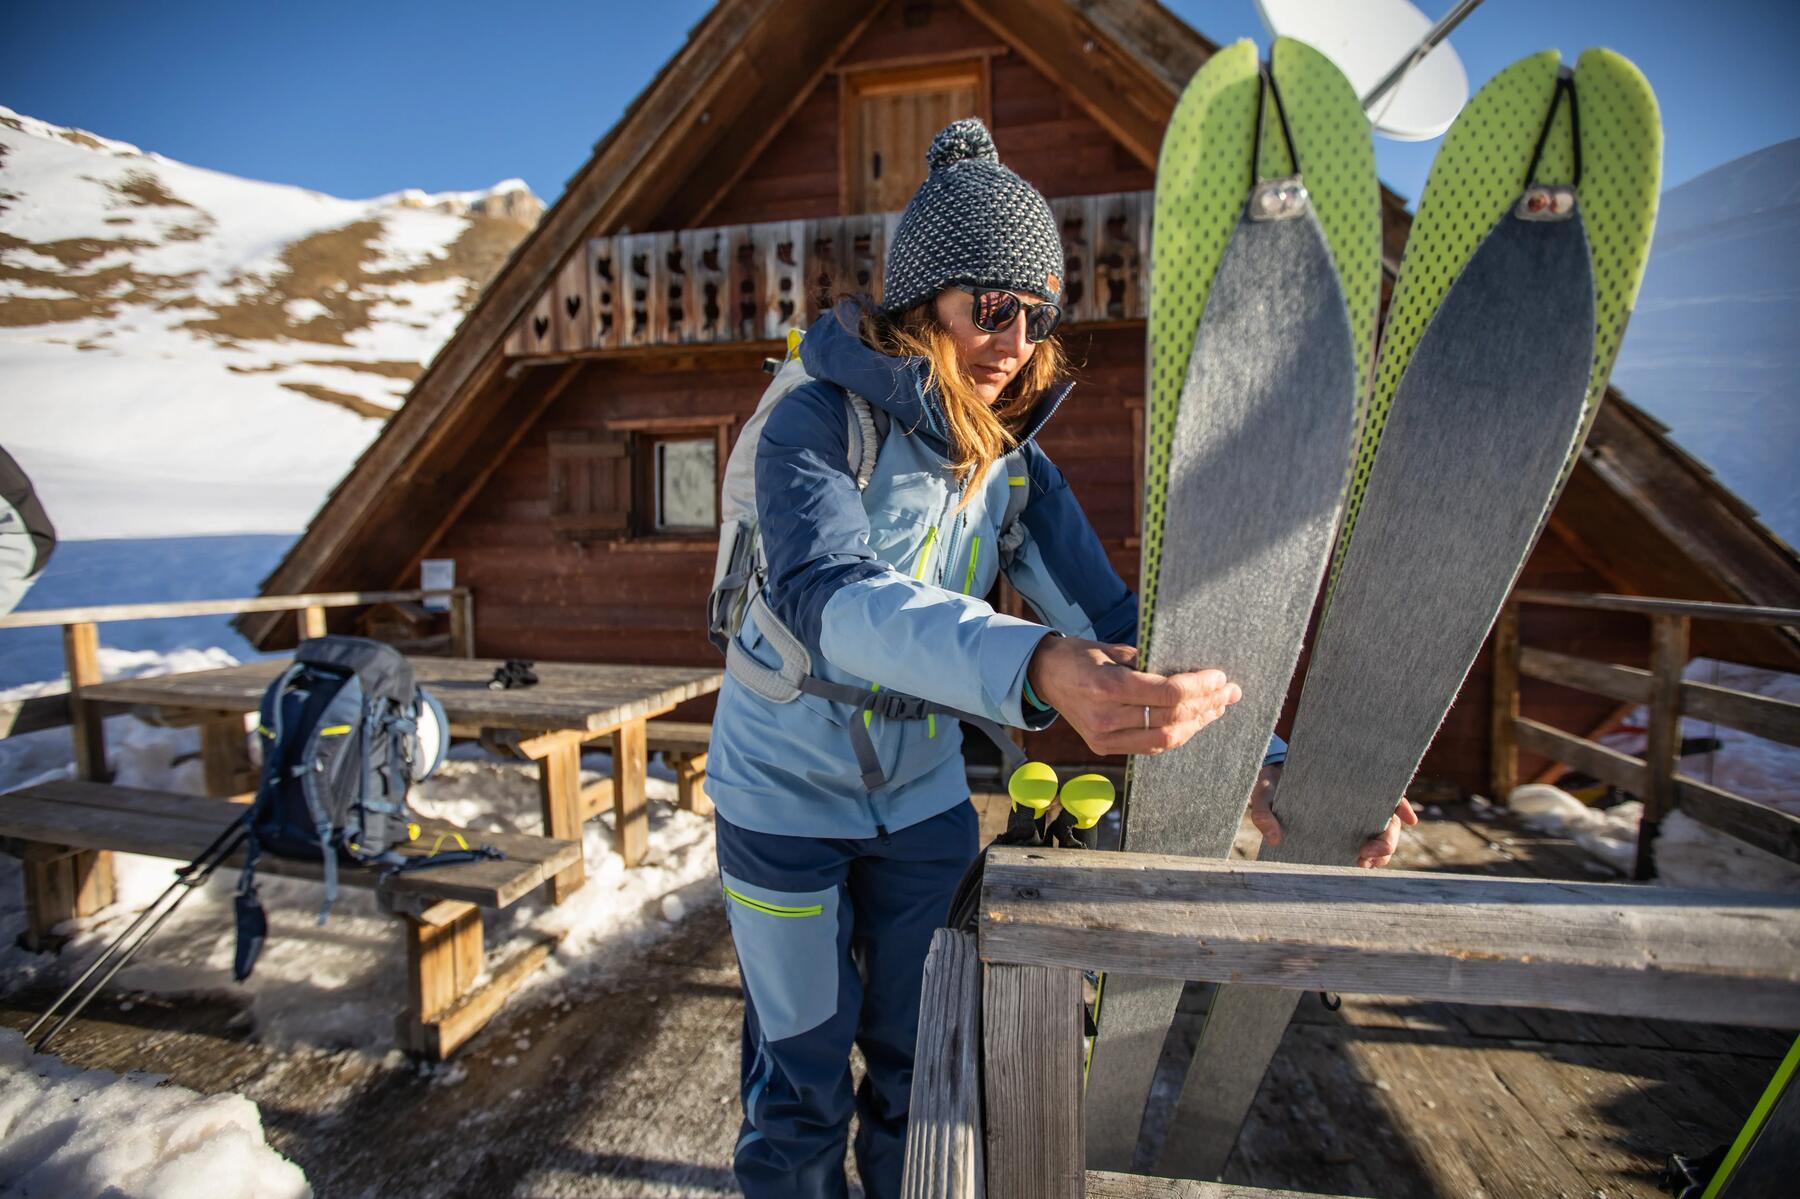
[0,1029,311,1198]
[1505,785,1642,876]
[0,647,722,1056]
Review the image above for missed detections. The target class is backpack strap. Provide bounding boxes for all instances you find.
[844,391,882,491]
[996,448,1031,571]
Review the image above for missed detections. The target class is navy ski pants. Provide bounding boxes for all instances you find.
[715,802,979,1199]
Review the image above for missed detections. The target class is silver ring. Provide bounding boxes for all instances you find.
[1143,705,1151,730]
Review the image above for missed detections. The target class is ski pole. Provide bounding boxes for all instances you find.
[28,816,248,1052]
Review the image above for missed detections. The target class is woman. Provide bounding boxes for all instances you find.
[706,119,1404,1198]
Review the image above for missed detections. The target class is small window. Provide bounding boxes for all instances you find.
[548,416,732,544]
[651,436,718,531]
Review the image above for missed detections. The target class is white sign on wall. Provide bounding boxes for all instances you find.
[420,559,454,612]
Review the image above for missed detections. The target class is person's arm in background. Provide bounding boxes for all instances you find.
[0,444,56,618]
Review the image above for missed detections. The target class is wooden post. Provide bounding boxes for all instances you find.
[612,718,649,868]
[299,604,327,640]
[397,901,484,1058]
[200,716,255,797]
[26,622,118,949]
[672,751,713,817]
[449,588,476,658]
[535,733,588,903]
[902,929,983,1199]
[63,622,108,783]
[1637,613,1690,880]
[983,962,1083,1199]
[1489,598,1521,802]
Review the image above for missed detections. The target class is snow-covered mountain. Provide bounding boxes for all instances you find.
[1611,137,1800,549]
[0,106,543,539]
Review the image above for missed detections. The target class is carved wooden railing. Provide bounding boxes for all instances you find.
[503,190,1151,357]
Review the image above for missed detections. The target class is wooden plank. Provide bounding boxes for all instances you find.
[612,718,649,868]
[1675,776,1800,865]
[1513,717,1650,794]
[647,719,712,754]
[1490,600,1521,800]
[586,235,622,351]
[618,232,657,349]
[683,226,729,343]
[902,929,983,1199]
[977,849,1800,1029]
[552,247,592,354]
[0,691,71,738]
[0,785,576,909]
[0,589,456,630]
[672,752,712,817]
[1053,195,1095,325]
[1640,614,1690,877]
[76,657,722,736]
[1513,590,1800,626]
[1682,677,1800,747]
[983,962,1082,1199]
[536,735,587,903]
[1085,1172,1352,1197]
[1518,646,1652,705]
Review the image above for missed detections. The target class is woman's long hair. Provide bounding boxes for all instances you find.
[851,295,1064,511]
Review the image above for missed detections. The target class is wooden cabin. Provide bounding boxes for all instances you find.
[239,0,1800,797]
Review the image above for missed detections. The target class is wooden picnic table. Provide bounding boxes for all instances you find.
[77,657,722,902]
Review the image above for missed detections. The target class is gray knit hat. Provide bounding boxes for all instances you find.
[881,119,1064,316]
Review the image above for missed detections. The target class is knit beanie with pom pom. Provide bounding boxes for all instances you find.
[880,118,1065,316]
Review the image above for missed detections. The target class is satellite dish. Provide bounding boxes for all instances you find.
[1257,0,1478,141]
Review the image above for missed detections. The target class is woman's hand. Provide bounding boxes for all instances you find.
[1025,635,1241,758]
[1249,765,1419,868]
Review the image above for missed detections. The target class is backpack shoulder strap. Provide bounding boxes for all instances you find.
[843,390,881,491]
[996,447,1031,569]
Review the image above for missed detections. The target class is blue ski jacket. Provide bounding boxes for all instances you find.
[706,305,1138,839]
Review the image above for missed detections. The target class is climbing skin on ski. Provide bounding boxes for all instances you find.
[1159,48,1661,1181]
[1085,34,1381,1172]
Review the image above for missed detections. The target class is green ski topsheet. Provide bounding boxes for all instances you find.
[1331,48,1662,593]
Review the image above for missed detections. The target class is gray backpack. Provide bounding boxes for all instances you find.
[705,331,1031,802]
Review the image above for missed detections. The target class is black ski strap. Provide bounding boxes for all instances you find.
[1524,69,1581,189]
[1250,63,1302,187]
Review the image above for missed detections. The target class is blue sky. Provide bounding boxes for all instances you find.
[5,1,1797,206]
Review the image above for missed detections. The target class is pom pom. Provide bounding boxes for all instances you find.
[926,119,999,173]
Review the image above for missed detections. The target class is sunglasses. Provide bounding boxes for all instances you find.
[954,285,1063,344]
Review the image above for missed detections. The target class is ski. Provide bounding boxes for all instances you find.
[1158,48,1662,1180]
[1084,35,1381,1171]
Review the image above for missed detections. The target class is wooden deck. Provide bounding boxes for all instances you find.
[2,798,1786,1197]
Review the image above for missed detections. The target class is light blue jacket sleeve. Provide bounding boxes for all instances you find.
[756,383,1054,729]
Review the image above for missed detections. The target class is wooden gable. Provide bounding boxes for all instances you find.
[678,0,1155,229]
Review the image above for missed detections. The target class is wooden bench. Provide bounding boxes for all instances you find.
[0,780,582,1059]
[647,719,713,817]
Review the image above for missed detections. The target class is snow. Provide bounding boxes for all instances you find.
[0,646,723,1056]
[1610,137,1800,547]
[0,1030,310,1199]
[0,103,539,541]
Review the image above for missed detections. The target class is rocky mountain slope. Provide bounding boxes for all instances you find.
[0,105,542,538]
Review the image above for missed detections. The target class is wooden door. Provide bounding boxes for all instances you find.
[845,62,986,215]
